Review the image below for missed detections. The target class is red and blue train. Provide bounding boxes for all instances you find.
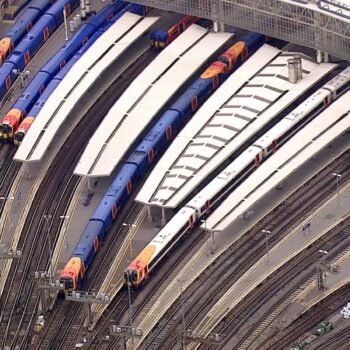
[0,0,81,104]
[0,0,55,64]
[150,15,198,49]
[59,31,266,291]
[1,1,149,142]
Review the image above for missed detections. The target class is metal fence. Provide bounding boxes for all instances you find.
[134,0,350,60]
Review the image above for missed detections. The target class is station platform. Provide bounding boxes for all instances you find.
[0,0,112,296]
[136,45,335,211]
[127,125,350,349]
[205,88,350,232]
[14,12,158,162]
[74,25,232,177]
[0,1,149,297]
[0,2,107,113]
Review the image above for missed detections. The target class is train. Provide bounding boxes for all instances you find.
[0,0,81,104]
[0,0,54,64]
[2,1,150,142]
[150,15,198,49]
[124,66,350,287]
[59,31,267,291]
[0,0,127,141]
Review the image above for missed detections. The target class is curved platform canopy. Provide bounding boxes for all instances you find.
[14,12,159,162]
[205,89,350,232]
[136,45,336,209]
[74,25,233,177]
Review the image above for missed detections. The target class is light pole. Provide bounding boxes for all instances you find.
[59,215,70,249]
[178,279,186,350]
[201,219,216,252]
[43,214,53,282]
[126,272,134,344]
[261,229,271,262]
[63,8,69,41]
[122,223,136,260]
[332,172,342,208]
[0,195,15,227]
[12,69,30,88]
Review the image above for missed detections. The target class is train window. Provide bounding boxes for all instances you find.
[111,204,118,220]
[127,180,132,194]
[241,47,249,61]
[43,27,49,42]
[24,51,30,65]
[148,148,154,163]
[5,76,11,90]
[64,3,71,16]
[166,125,172,141]
[191,96,198,112]
[212,75,219,89]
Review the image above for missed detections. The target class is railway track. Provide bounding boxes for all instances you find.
[30,48,157,349]
[0,49,157,350]
[37,202,144,349]
[213,225,350,350]
[0,144,81,349]
[134,148,350,349]
[311,321,350,350]
[88,226,208,349]
[262,282,350,350]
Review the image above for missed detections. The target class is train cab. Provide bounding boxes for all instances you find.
[0,38,12,64]
[14,116,34,145]
[1,108,22,140]
[59,257,82,291]
[218,41,246,72]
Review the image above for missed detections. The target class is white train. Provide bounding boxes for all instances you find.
[125,66,350,287]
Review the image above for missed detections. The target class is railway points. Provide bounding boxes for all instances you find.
[205,88,350,232]
[136,45,336,214]
[74,25,233,177]
[279,235,350,329]
[190,183,350,349]
[14,12,159,162]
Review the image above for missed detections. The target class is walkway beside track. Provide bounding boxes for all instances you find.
[74,25,233,177]
[125,125,350,349]
[136,46,335,210]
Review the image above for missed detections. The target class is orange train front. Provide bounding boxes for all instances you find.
[125,207,196,287]
[1,108,22,140]
[14,116,35,145]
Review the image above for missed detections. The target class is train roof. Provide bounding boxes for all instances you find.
[136,45,336,209]
[73,25,233,177]
[14,12,158,162]
[205,89,350,232]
